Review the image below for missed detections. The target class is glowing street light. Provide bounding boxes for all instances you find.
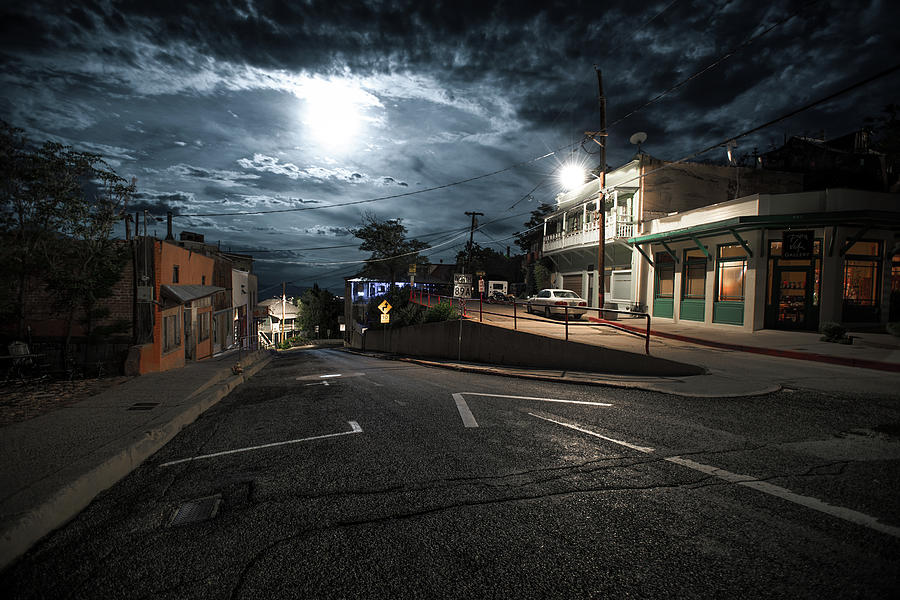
[560,164,585,191]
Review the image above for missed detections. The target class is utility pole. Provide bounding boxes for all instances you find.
[281,282,286,345]
[586,66,607,313]
[464,211,483,273]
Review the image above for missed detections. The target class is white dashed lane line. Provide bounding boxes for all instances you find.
[531,412,900,539]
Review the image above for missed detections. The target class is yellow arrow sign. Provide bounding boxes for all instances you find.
[378,300,392,314]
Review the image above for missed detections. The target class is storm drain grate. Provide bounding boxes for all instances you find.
[169,494,222,527]
[127,402,160,411]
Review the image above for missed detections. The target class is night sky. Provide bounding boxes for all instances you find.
[2,0,898,297]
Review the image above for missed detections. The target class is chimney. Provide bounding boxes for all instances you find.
[166,212,175,240]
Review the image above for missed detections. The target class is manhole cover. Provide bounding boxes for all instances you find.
[169,494,222,527]
[127,402,159,411]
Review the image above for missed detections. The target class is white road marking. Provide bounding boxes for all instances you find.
[453,393,479,428]
[295,372,366,381]
[371,380,384,387]
[453,393,612,428]
[304,381,331,387]
[531,413,900,539]
[528,413,654,453]
[464,392,612,407]
[159,421,363,467]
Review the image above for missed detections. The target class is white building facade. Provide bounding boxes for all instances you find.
[628,189,900,331]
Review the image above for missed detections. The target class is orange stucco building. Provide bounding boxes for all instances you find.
[136,240,222,373]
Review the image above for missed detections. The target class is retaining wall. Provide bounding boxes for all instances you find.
[360,320,704,377]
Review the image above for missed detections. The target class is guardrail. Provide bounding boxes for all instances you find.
[409,287,651,355]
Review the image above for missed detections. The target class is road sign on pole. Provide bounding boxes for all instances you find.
[380,313,390,324]
[378,300,392,314]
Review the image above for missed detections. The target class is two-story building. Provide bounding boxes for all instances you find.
[540,153,803,311]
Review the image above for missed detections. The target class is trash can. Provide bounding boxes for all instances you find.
[603,302,618,321]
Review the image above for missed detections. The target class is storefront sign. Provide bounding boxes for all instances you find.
[783,230,813,258]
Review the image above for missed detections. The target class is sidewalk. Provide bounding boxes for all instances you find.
[0,348,273,570]
[590,318,900,371]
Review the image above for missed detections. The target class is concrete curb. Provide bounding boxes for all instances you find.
[0,352,274,571]
[340,348,779,398]
[399,357,780,398]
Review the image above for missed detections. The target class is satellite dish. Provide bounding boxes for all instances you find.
[629,131,647,154]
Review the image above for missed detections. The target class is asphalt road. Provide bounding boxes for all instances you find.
[2,349,899,598]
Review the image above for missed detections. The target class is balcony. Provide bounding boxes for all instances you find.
[543,214,636,254]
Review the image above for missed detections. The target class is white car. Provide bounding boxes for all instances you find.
[526,289,588,319]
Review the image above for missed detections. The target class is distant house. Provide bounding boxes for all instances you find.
[257,297,300,347]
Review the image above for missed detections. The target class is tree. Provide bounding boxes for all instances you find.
[0,121,133,343]
[350,213,429,288]
[298,284,342,338]
[514,203,554,254]
[453,243,520,282]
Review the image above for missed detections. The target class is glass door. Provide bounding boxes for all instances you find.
[774,268,812,329]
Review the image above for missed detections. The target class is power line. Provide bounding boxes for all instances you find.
[605,61,900,190]
[227,224,471,253]
[607,0,821,132]
[177,145,576,218]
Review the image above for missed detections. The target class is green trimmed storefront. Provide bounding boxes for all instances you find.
[628,190,900,332]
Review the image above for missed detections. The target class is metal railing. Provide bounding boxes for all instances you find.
[408,287,651,355]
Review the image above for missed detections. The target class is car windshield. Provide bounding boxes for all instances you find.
[554,291,580,299]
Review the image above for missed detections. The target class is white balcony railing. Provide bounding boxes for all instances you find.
[543,216,636,254]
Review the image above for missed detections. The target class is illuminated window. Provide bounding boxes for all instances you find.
[655,253,675,298]
[716,244,747,302]
[682,249,707,299]
[843,240,882,307]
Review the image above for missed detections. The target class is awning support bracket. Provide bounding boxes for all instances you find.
[728,228,753,257]
[661,241,679,263]
[839,227,871,256]
[690,235,711,260]
[633,243,655,267]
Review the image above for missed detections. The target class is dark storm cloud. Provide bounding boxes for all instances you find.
[129,190,194,214]
[3,0,898,294]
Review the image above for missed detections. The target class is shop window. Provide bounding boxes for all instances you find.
[682,249,706,299]
[716,244,747,302]
[163,311,181,353]
[842,241,882,307]
[655,253,675,298]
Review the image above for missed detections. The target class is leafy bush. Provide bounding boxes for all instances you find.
[887,322,900,337]
[820,321,852,344]
[366,288,422,329]
[423,301,459,323]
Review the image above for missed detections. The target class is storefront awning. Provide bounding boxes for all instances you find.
[160,284,225,304]
[627,210,900,247]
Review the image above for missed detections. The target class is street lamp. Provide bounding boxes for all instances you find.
[560,164,585,191]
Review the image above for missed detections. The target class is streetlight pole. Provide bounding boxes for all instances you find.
[594,67,607,313]
[464,211,483,274]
